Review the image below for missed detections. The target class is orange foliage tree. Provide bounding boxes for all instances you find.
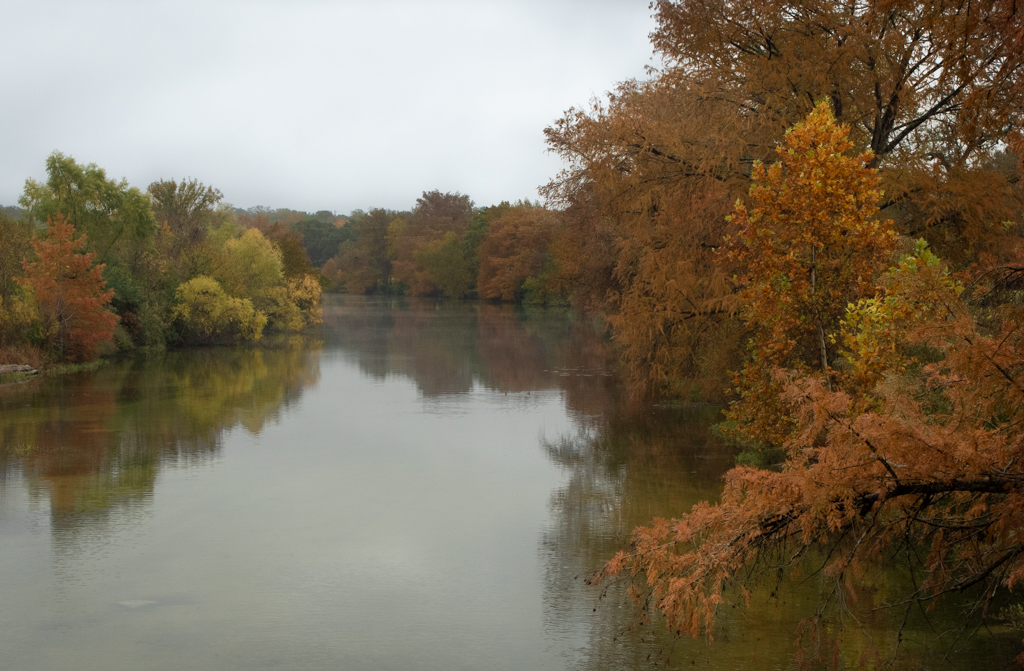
[20,215,117,361]
[721,102,898,448]
[545,0,1024,399]
[477,204,561,302]
[595,107,1024,664]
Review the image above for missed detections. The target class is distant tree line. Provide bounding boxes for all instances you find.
[321,192,564,304]
[0,155,574,367]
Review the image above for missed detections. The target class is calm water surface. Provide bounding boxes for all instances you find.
[0,296,1018,670]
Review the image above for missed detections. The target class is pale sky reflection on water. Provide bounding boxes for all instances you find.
[4,298,1010,670]
[2,364,573,670]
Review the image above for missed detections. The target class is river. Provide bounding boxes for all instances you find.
[0,296,1018,669]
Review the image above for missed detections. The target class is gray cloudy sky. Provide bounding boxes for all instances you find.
[1,1,657,214]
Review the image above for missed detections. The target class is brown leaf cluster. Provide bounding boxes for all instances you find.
[545,0,1024,399]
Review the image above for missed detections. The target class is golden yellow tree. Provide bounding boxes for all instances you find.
[721,101,897,448]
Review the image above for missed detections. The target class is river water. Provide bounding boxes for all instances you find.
[0,296,1018,670]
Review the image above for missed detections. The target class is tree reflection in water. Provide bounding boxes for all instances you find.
[4,297,1014,668]
[325,299,1024,669]
[322,296,622,421]
[0,339,321,545]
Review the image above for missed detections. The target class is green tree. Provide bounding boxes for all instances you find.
[414,231,474,298]
[0,211,37,351]
[0,211,32,302]
[20,152,156,265]
[292,217,350,267]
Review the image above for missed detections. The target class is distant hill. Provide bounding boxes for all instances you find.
[1,205,25,219]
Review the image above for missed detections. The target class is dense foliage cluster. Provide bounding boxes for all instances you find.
[0,158,574,367]
[2,0,1022,660]
[321,193,566,304]
[0,155,326,364]
[555,0,1024,662]
[544,0,1024,400]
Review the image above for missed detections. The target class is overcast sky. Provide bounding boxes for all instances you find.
[0,0,657,214]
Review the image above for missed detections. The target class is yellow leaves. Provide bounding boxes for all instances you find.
[286,275,323,326]
[213,228,284,300]
[720,101,898,447]
[173,225,321,342]
[0,291,39,344]
[171,276,266,344]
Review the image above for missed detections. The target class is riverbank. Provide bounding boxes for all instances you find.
[0,364,38,385]
[0,358,113,386]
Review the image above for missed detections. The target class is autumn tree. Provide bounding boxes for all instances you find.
[170,276,266,344]
[544,0,1024,398]
[0,211,36,350]
[390,191,475,296]
[323,208,400,294]
[599,240,1024,665]
[20,215,117,361]
[721,102,897,448]
[0,211,32,302]
[235,207,272,232]
[477,203,562,302]
[149,178,225,279]
[149,179,223,247]
[595,106,1024,665]
[543,191,619,313]
[20,153,161,345]
[265,222,319,281]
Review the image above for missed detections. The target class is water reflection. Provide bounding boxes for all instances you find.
[0,341,321,540]
[538,398,1023,668]
[1,296,1018,669]
[322,297,622,420]
[541,407,740,669]
[319,297,755,667]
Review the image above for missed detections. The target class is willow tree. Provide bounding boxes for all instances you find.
[544,0,1024,398]
[20,153,156,265]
